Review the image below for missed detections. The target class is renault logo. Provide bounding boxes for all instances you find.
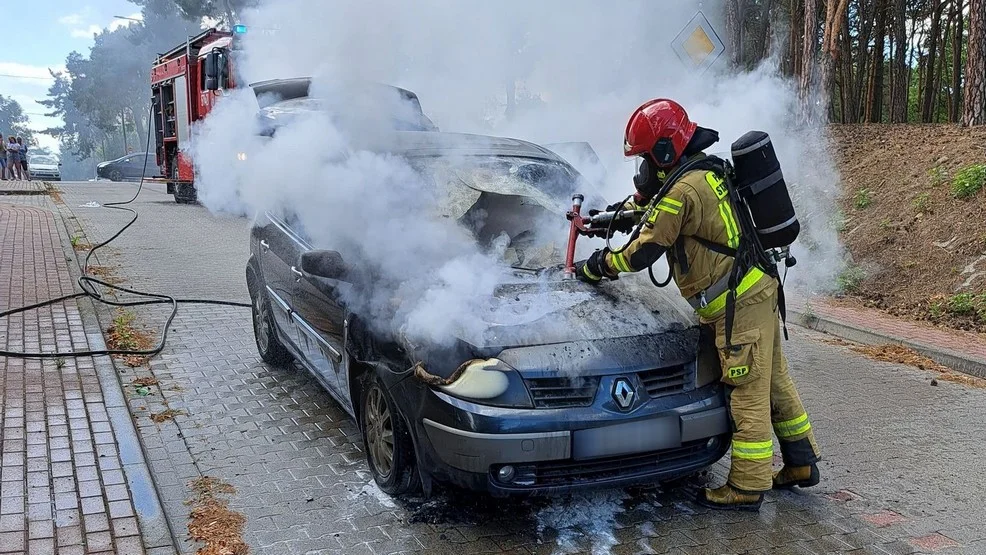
[612,378,635,410]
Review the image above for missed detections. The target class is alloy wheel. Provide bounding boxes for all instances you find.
[364,385,395,478]
[253,295,270,353]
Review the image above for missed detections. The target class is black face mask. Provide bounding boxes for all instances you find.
[633,157,667,200]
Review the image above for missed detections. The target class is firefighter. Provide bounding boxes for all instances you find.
[576,99,821,511]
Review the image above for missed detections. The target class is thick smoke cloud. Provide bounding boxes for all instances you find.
[191,0,843,354]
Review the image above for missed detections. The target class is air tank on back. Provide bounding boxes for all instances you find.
[730,131,800,249]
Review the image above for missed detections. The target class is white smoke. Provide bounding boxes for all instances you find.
[190,0,844,352]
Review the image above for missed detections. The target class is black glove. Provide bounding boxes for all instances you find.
[575,249,617,284]
[588,201,635,235]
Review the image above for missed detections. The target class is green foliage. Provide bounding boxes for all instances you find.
[913,193,931,213]
[837,265,866,294]
[879,217,892,230]
[951,164,986,199]
[0,95,34,143]
[928,166,948,187]
[946,293,978,316]
[853,188,873,209]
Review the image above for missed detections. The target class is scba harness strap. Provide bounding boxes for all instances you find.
[653,156,787,347]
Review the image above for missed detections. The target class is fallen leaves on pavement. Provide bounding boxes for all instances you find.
[850,343,986,388]
[150,409,186,423]
[187,476,248,555]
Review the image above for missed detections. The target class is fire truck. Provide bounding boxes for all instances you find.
[150,27,240,203]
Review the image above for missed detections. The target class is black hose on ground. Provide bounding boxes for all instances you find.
[0,105,250,359]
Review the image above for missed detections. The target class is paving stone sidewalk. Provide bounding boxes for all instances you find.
[790,296,986,377]
[0,201,172,554]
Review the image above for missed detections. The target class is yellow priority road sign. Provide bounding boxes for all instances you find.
[671,11,726,73]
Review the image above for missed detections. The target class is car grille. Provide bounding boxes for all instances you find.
[525,376,599,408]
[503,439,712,488]
[638,364,692,399]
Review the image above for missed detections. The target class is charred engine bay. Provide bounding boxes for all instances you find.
[374,271,701,380]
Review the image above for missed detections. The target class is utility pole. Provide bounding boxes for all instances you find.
[121,110,129,154]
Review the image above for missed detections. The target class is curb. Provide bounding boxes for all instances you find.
[46,190,180,553]
[789,305,986,381]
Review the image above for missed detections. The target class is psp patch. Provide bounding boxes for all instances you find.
[728,365,750,379]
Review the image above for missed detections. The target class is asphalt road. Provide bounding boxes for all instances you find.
[57,180,986,554]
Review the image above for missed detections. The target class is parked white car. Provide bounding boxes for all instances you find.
[28,155,61,181]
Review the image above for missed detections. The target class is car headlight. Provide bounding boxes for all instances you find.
[438,358,533,408]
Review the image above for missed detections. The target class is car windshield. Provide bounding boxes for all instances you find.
[410,155,603,271]
[30,155,58,165]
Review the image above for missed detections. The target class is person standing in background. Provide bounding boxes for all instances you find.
[17,138,29,180]
[7,137,22,180]
[0,134,7,180]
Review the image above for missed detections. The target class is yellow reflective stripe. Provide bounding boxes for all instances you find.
[610,251,632,273]
[656,204,679,215]
[774,413,812,438]
[581,264,600,281]
[660,197,683,208]
[695,267,767,318]
[717,201,740,248]
[731,439,773,460]
[706,172,728,200]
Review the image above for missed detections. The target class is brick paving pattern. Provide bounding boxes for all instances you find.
[58,182,986,554]
[797,297,986,364]
[0,202,149,554]
[0,181,47,195]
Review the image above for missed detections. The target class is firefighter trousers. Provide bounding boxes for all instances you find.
[709,281,820,492]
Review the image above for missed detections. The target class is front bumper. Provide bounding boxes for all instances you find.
[408,382,730,495]
[29,171,60,180]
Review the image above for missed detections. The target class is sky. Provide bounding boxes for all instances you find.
[5,0,142,152]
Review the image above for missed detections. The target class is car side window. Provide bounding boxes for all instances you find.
[280,211,313,247]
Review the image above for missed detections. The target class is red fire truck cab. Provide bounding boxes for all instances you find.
[150,28,238,203]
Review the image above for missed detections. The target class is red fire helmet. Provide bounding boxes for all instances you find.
[624,99,697,168]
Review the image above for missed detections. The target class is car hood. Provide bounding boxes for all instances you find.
[31,164,59,171]
[405,271,699,377]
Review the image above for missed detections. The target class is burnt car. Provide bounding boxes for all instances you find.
[247,125,729,499]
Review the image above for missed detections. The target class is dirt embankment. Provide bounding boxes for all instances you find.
[831,124,986,333]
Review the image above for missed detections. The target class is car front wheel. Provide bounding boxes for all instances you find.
[108,169,123,182]
[361,374,420,497]
[249,282,292,366]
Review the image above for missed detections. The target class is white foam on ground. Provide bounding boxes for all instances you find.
[353,481,398,509]
[536,490,629,555]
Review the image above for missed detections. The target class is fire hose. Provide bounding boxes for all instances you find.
[0,106,251,359]
[563,194,672,287]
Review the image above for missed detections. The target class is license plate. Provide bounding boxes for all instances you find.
[572,417,681,460]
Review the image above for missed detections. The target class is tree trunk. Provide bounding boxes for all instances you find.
[726,0,744,66]
[752,0,775,64]
[816,0,850,122]
[932,11,951,121]
[800,0,820,122]
[949,0,965,122]
[915,17,928,118]
[789,0,805,77]
[866,0,888,122]
[852,0,876,123]
[890,0,909,122]
[922,0,945,122]
[964,0,986,125]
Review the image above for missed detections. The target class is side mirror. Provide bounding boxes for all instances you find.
[300,250,348,280]
[204,51,219,91]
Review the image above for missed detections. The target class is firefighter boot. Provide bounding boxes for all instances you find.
[696,484,764,512]
[773,463,820,489]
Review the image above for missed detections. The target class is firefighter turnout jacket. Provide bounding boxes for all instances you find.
[600,156,821,492]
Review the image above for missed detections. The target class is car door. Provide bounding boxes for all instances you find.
[257,211,302,352]
[285,223,352,412]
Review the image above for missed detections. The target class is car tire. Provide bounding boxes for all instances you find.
[248,274,293,366]
[360,373,421,497]
[108,169,123,182]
